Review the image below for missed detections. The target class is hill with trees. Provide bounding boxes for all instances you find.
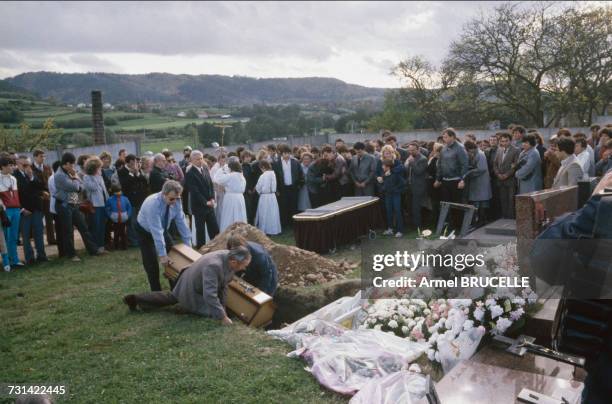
[2,72,387,105]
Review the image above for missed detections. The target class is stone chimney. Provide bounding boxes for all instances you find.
[91,90,106,145]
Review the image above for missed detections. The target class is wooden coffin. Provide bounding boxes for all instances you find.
[227,277,276,328]
[165,243,203,280]
[165,244,275,327]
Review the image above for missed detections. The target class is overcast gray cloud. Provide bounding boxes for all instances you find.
[0,1,542,87]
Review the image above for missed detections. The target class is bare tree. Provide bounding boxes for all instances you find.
[393,55,454,130]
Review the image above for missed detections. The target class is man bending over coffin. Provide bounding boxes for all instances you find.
[123,246,251,326]
[226,234,279,296]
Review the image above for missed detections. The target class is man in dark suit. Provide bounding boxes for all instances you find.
[485,135,500,220]
[405,143,428,229]
[273,144,304,226]
[184,150,219,249]
[493,132,520,219]
[14,156,47,264]
[149,153,169,194]
[349,142,377,196]
[31,149,56,244]
[118,154,149,247]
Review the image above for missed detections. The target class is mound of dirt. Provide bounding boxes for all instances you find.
[198,223,357,286]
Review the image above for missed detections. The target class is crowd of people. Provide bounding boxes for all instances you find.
[1,123,611,282]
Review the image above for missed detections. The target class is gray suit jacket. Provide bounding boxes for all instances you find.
[53,167,82,204]
[172,250,233,319]
[349,153,376,185]
[552,155,584,188]
[466,150,492,202]
[515,147,543,194]
[493,145,520,188]
[405,153,427,195]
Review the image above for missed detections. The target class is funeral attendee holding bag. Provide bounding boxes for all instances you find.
[123,246,251,325]
[184,150,219,249]
[14,156,48,264]
[54,152,101,262]
[136,180,191,291]
[83,157,109,252]
[0,156,24,271]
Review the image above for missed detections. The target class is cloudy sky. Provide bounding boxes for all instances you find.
[0,1,582,88]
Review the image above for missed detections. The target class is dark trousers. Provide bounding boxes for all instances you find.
[193,209,219,249]
[499,184,516,219]
[245,191,257,225]
[279,184,298,226]
[136,223,173,291]
[21,210,47,262]
[384,193,404,233]
[133,291,178,308]
[309,191,322,209]
[440,180,464,232]
[43,199,56,244]
[112,222,128,250]
[53,213,66,257]
[127,205,140,247]
[489,181,501,221]
[88,207,106,249]
[340,183,353,198]
[407,190,425,229]
[55,201,98,257]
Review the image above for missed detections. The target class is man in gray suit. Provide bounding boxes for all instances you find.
[552,137,585,188]
[514,133,543,194]
[349,142,377,196]
[493,132,520,219]
[405,143,428,229]
[122,247,251,326]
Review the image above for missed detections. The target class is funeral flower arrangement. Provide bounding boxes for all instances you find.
[361,242,537,367]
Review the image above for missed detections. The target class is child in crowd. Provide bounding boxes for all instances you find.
[105,183,132,250]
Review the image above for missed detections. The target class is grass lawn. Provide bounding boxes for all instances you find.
[0,223,422,403]
[0,247,348,404]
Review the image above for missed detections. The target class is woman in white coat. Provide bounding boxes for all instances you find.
[213,156,247,232]
[255,160,282,235]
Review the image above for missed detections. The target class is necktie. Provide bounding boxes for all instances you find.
[358,157,361,168]
[162,204,170,230]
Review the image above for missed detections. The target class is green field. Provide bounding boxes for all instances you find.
[0,97,236,135]
[142,137,196,153]
[0,246,350,403]
[0,224,395,403]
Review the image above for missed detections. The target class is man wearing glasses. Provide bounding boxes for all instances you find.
[136,180,192,291]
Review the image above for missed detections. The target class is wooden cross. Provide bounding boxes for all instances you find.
[214,123,233,146]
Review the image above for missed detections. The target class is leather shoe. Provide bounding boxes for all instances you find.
[123,294,138,311]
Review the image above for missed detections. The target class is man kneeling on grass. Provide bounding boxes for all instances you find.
[123,246,251,325]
